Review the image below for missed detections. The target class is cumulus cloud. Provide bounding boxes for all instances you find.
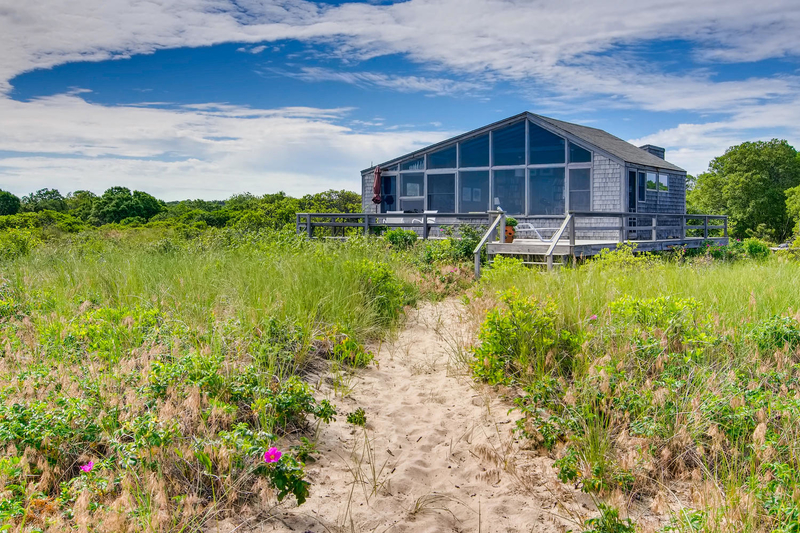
[1,0,800,192]
[0,93,453,198]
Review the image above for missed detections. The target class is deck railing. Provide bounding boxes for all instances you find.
[295,212,494,239]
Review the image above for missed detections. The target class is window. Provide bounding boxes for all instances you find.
[399,173,424,212]
[385,164,399,172]
[459,133,489,168]
[658,173,669,192]
[399,198,424,212]
[428,145,456,169]
[492,121,525,166]
[380,175,396,212]
[401,157,424,171]
[646,172,657,191]
[638,172,646,201]
[569,142,592,163]
[529,167,565,215]
[569,168,591,211]
[492,169,525,214]
[459,171,489,212]
[427,173,456,212]
[529,122,565,164]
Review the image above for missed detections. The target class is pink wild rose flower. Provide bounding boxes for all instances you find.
[589,314,598,321]
[80,461,94,473]
[264,447,282,463]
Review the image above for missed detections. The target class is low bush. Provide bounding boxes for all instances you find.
[471,288,577,385]
[384,228,417,249]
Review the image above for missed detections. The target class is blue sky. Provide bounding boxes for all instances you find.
[1,0,799,200]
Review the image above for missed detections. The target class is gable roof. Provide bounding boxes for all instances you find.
[364,111,685,173]
[531,114,685,172]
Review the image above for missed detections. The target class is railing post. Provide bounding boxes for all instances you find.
[569,215,576,247]
[704,216,709,239]
[363,213,370,236]
[474,251,481,279]
[306,214,312,239]
[723,217,728,238]
[619,215,625,243]
[498,212,506,242]
[423,214,429,240]
[296,214,301,235]
[681,215,686,240]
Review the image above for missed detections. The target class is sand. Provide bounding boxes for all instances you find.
[212,300,637,532]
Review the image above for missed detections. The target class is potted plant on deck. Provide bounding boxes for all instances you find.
[504,217,517,243]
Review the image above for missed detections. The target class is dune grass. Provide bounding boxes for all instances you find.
[474,249,800,532]
[0,229,415,531]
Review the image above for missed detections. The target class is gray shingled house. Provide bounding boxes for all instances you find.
[360,112,686,223]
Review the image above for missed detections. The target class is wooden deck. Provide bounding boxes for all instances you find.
[487,235,727,259]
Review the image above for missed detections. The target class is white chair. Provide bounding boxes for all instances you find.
[383,210,405,225]
[516,222,555,243]
[412,210,440,237]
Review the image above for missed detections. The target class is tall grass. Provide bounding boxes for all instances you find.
[481,255,800,326]
[0,228,416,531]
[475,251,800,532]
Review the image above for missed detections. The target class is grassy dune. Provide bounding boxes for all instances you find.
[475,250,800,532]
[0,230,414,531]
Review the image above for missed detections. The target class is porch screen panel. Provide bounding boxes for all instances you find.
[492,121,525,166]
[459,171,489,212]
[399,172,424,212]
[459,133,489,168]
[529,122,565,164]
[569,168,591,211]
[428,145,457,169]
[492,169,525,214]
[529,167,565,215]
[380,175,397,212]
[427,174,456,212]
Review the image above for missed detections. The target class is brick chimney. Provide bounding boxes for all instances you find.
[639,144,665,159]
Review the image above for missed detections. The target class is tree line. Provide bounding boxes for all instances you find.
[0,186,361,231]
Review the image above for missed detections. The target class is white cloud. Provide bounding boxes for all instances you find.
[268,66,488,96]
[2,0,800,193]
[0,93,453,198]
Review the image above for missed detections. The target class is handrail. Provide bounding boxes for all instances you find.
[295,212,493,239]
[545,214,572,271]
[473,212,505,279]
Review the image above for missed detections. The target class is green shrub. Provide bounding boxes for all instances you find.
[471,288,574,385]
[351,259,416,325]
[586,243,652,271]
[742,237,771,259]
[0,229,40,260]
[384,228,417,249]
[749,315,800,351]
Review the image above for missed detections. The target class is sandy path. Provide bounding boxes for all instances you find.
[222,300,593,532]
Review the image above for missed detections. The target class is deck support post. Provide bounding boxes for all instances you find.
[306,214,312,239]
[422,214,428,240]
